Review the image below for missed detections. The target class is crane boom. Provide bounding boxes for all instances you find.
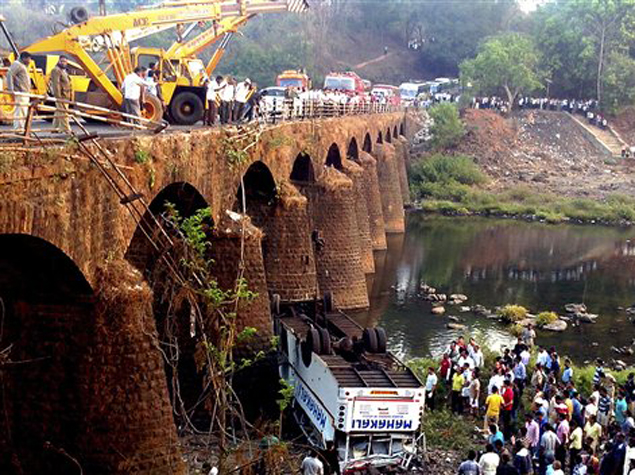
[19,0,309,124]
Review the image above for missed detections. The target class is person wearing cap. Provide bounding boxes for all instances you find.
[50,55,72,134]
[233,78,251,123]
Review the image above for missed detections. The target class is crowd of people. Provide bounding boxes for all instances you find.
[471,96,611,131]
[422,326,635,474]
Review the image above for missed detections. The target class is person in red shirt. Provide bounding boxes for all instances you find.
[439,353,452,382]
[501,379,514,439]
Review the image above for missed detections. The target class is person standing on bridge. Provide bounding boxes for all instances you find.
[220,77,235,125]
[50,56,72,134]
[204,75,224,126]
[233,78,251,123]
[121,67,146,125]
[6,51,32,131]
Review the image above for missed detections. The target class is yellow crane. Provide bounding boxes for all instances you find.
[14,0,308,124]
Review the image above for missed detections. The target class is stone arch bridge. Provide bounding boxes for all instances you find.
[0,111,415,474]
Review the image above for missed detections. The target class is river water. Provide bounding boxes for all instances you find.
[353,213,635,364]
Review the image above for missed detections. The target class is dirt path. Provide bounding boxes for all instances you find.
[354,52,395,70]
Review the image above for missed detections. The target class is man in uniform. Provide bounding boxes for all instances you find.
[50,56,72,133]
[6,51,32,130]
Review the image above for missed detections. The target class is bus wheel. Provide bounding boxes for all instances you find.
[362,328,379,353]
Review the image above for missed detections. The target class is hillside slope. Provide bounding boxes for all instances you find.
[459,110,635,199]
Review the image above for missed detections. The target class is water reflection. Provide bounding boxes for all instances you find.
[353,213,635,363]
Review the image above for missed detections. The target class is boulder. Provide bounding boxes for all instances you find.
[448,315,461,322]
[627,306,635,316]
[420,284,437,294]
[449,294,468,305]
[447,323,466,330]
[517,317,536,327]
[543,320,567,332]
[574,312,598,323]
[431,306,446,315]
[459,306,471,313]
[564,303,587,314]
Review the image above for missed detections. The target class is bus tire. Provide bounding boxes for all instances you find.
[169,91,204,125]
[375,327,387,353]
[323,291,334,313]
[363,328,378,353]
[271,294,281,315]
[318,328,331,355]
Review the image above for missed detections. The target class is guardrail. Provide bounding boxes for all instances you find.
[259,99,403,124]
[0,90,404,146]
[0,90,168,145]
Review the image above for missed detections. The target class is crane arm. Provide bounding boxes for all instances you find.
[167,15,249,59]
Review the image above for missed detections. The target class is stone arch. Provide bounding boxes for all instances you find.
[377,131,383,144]
[125,182,212,430]
[386,128,392,143]
[290,152,315,184]
[347,137,360,162]
[236,161,277,214]
[400,122,405,136]
[393,125,399,138]
[0,234,94,473]
[362,132,372,153]
[326,143,343,169]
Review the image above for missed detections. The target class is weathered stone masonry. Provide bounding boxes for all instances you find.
[0,111,413,474]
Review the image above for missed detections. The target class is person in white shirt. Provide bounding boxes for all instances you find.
[205,75,225,126]
[301,450,324,475]
[122,67,147,124]
[220,77,235,124]
[425,366,438,411]
[233,78,251,123]
[478,444,500,475]
[458,350,475,370]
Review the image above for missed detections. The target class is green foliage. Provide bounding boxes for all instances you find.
[276,379,295,413]
[602,52,635,114]
[0,153,14,174]
[428,103,466,149]
[460,33,543,106]
[498,304,528,323]
[410,154,486,189]
[510,323,524,337]
[422,409,479,451]
[134,149,151,164]
[536,311,558,327]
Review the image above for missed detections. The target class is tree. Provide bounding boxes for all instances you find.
[460,33,543,108]
[428,103,465,150]
[602,51,635,113]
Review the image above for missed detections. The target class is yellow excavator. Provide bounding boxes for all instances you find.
[1,0,308,125]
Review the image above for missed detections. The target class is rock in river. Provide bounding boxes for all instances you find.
[564,303,587,314]
[543,320,568,332]
[431,306,446,315]
[447,323,467,330]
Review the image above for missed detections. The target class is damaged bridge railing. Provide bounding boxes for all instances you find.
[0,90,168,145]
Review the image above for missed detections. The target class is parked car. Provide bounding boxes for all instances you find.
[259,86,286,116]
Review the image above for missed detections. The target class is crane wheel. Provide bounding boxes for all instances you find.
[362,328,379,353]
[142,95,163,123]
[69,6,89,24]
[169,91,204,125]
